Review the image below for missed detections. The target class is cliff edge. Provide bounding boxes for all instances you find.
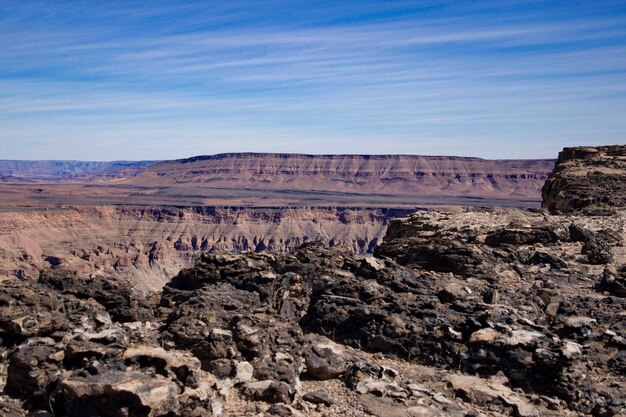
[542,145,626,214]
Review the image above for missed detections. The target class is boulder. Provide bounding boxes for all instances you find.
[0,279,109,345]
[303,334,353,380]
[582,237,613,264]
[245,380,293,403]
[38,271,154,323]
[485,225,566,246]
[59,370,181,417]
[302,390,335,406]
[6,338,61,401]
[447,374,540,417]
[596,267,626,297]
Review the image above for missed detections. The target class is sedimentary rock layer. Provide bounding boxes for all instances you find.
[0,206,407,291]
[128,153,554,200]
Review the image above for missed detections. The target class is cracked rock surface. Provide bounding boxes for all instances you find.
[0,205,624,416]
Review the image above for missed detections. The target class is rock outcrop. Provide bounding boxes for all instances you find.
[542,145,626,214]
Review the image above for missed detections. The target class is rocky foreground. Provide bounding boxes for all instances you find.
[0,206,624,417]
[0,145,624,417]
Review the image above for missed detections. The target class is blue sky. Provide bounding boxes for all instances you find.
[1,0,625,160]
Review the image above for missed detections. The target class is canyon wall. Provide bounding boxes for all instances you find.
[129,153,554,200]
[0,153,558,293]
[0,206,408,292]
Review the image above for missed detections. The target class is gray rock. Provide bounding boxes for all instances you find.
[302,390,335,406]
[246,380,293,404]
[303,334,351,380]
[582,237,613,264]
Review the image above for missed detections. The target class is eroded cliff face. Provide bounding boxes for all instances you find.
[129,153,554,200]
[0,206,406,291]
[542,145,626,214]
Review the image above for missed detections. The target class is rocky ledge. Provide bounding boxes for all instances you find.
[542,145,626,214]
[0,205,624,417]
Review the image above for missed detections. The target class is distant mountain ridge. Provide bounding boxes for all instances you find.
[178,152,491,162]
[0,153,556,202]
[128,153,555,201]
[0,160,158,182]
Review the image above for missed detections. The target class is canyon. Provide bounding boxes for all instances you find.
[0,206,411,291]
[0,153,554,286]
[0,145,623,417]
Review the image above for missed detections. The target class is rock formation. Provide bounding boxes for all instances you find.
[0,204,624,416]
[129,153,554,201]
[0,146,623,416]
[542,145,626,214]
[0,206,407,291]
[0,153,555,210]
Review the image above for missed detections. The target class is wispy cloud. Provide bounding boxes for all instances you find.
[1,0,625,159]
